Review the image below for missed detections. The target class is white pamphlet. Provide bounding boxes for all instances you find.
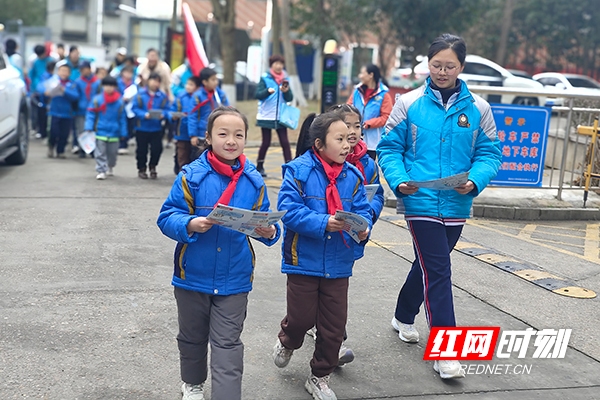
[169,111,187,118]
[207,204,286,237]
[365,184,380,202]
[334,210,369,243]
[407,172,470,190]
[44,76,63,98]
[123,84,138,101]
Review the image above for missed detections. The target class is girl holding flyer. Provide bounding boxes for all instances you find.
[157,106,280,400]
[273,112,372,400]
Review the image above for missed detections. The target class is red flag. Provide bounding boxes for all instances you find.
[183,2,209,77]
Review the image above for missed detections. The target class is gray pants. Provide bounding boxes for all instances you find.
[94,139,119,173]
[174,286,248,400]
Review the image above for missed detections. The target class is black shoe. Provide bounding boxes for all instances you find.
[256,162,267,178]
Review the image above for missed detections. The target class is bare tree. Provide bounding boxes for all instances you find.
[271,0,282,56]
[280,0,308,106]
[210,0,237,105]
[495,0,514,66]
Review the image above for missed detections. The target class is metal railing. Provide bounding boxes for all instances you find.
[468,86,600,200]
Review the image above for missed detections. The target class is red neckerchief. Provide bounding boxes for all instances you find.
[147,90,156,109]
[89,91,121,114]
[207,151,247,207]
[81,75,98,100]
[345,140,368,183]
[206,89,216,109]
[270,68,285,85]
[312,148,344,215]
[60,79,70,87]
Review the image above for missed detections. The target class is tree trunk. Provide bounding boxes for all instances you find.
[210,0,237,105]
[280,0,307,107]
[495,0,514,66]
[271,0,282,56]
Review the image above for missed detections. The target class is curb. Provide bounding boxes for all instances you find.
[383,197,600,221]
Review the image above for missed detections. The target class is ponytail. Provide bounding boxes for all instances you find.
[295,112,345,158]
[295,113,318,158]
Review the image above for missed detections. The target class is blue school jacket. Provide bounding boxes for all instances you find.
[48,78,79,119]
[74,76,100,116]
[377,78,501,218]
[131,88,170,132]
[188,86,229,139]
[84,94,127,140]
[277,150,373,279]
[35,72,53,108]
[117,78,135,96]
[168,91,195,141]
[353,152,385,260]
[157,151,281,295]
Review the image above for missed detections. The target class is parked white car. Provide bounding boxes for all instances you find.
[413,55,546,106]
[0,46,28,165]
[532,72,600,106]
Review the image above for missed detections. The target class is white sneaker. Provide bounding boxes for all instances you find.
[181,382,205,400]
[96,172,107,180]
[307,326,317,340]
[305,374,337,400]
[107,168,114,176]
[118,148,129,155]
[35,132,43,139]
[434,360,465,379]
[71,145,80,154]
[273,338,294,368]
[391,317,419,343]
[337,342,354,366]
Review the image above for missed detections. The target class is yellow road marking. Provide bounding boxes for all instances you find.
[517,224,537,239]
[584,224,600,260]
[531,237,584,249]
[467,219,600,264]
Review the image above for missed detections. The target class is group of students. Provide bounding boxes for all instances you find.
[31,54,229,181]
[157,33,502,400]
[158,103,384,400]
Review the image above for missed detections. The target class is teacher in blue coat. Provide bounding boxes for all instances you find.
[377,33,501,380]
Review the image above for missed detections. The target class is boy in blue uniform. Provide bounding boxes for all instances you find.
[132,72,170,179]
[74,61,100,157]
[85,76,127,180]
[34,60,56,139]
[188,68,229,147]
[117,66,137,155]
[169,76,201,173]
[46,60,79,158]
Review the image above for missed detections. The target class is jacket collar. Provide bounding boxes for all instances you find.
[424,77,472,110]
[183,150,264,190]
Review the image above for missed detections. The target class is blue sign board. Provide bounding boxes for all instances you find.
[489,105,551,187]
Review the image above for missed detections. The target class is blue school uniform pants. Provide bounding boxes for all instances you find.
[394,220,463,328]
[49,116,73,155]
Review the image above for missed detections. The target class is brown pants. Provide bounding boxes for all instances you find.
[278,274,349,377]
[176,140,192,173]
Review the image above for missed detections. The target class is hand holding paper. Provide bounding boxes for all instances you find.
[334,210,370,243]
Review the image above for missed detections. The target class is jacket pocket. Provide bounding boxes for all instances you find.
[174,242,188,280]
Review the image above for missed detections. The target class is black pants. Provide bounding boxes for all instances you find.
[258,127,292,163]
[38,106,48,138]
[136,130,163,170]
[49,117,72,154]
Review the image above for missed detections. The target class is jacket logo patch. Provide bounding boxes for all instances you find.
[375,95,382,102]
[458,113,470,128]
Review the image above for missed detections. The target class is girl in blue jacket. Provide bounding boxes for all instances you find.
[157,106,280,400]
[85,76,127,180]
[273,112,372,400]
[377,34,501,380]
[169,76,201,173]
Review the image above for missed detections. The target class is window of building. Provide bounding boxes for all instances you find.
[64,0,87,12]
